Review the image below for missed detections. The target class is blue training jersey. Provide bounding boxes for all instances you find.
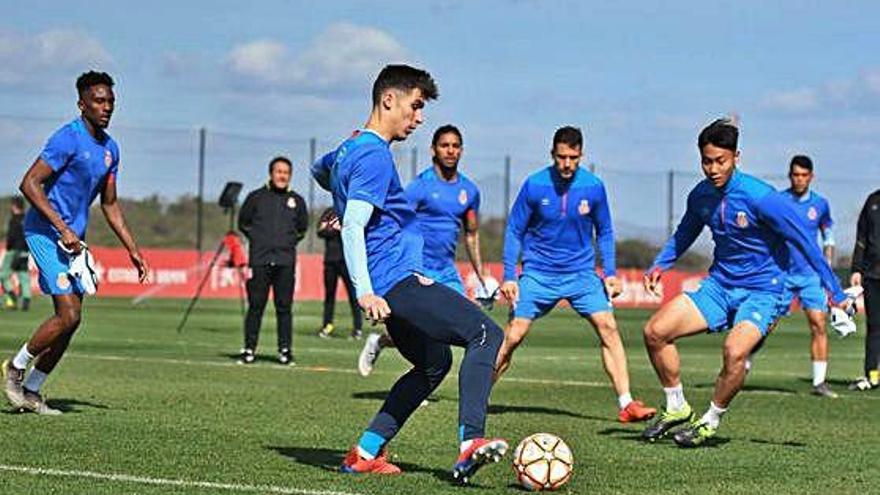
[503,166,616,281]
[405,168,480,271]
[780,188,834,277]
[649,170,845,303]
[311,130,422,296]
[24,118,120,239]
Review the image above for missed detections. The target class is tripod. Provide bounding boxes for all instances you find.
[177,182,246,333]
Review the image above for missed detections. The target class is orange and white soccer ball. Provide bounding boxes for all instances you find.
[512,433,573,491]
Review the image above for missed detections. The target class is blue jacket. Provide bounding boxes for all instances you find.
[503,166,615,281]
[649,170,845,303]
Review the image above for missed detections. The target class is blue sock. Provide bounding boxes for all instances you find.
[357,430,386,459]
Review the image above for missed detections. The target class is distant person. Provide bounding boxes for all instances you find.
[849,189,880,390]
[237,156,308,366]
[1,196,31,311]
[753,155,838,397]
[317,207,362,339]
[2,71,148,415]
[494,125,656,424]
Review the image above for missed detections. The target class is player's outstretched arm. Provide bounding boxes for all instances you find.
[19,158,82,253]
[100,174,148,283]
[342,199,389,322]
[644,191,705,294]
[757,192,845,304]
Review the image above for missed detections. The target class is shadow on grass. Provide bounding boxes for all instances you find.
[266,445,452,482]
[351,390,443,404]
[692,382,798,395]
[487,403,596,420]
[1,397,108,415]
[595,427,645,442]
[749,438,807,448]
[219,352,285,365]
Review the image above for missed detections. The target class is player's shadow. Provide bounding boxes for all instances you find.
[1,397,108,415]
[692,382,797,395]
[487,404,600,420]
[595,427,646,442]
[351,390,445,404]
[267,446,450,480]
[220,352,284,364]
[748,438,807,448]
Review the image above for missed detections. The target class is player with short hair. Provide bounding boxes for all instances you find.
[2,71,148,415]
[641,119,850,447]
[764,155,838,397]
[494,126,656,424]
[312,64,507,483]
[357,124,487,377]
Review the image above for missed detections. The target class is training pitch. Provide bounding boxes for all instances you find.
[0,298,875,494]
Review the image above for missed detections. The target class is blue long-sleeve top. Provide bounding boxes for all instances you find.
[503,166,615,281]
[649,170,846,303]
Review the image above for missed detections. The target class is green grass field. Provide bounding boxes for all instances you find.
[0,297,876,494]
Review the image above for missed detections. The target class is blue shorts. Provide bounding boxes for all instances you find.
[513,270,612,320]
[778,273,828,314]
[422,265,465,296]
[25,233,83,295]
[686,276,783,337]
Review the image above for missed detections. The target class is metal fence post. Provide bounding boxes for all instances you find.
[410,147,418,182]
[196,127,206,261]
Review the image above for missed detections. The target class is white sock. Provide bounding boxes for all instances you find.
[12,344,34,370]
[460,439,474,454]
[617,392,633,410]
[700,401,727,429]
[23,368,48,392]
[663,384,687,412]
[356,446,375,460]
[812,361,827,387]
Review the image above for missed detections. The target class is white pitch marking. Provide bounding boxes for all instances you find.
[0,464,365,495]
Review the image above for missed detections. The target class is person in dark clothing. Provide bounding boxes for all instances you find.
[237,156,308,365]
[850,189,880,391]
[316,207,363,339]
[1,197,31,311]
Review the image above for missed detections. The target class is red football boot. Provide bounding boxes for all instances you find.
[618,400,657,423]
[340,446,401,474]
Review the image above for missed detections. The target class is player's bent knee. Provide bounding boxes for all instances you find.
[425,349,453,386]
[722,344,750,368]
[643,319,668,348]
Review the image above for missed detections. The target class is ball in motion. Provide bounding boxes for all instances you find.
[512,433,573,491]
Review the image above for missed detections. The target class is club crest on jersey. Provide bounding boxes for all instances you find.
[736,211,749,228]
[807,206,818,220]
[458,189,468,206]
[578,199,590,215]
[56,273,71,290]
[104,149,113,167]
[287,197,297,209]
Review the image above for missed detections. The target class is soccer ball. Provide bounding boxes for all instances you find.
[512,433,573,491]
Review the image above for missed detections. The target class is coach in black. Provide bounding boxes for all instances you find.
[850,189,880,391]
[237,156,308,365]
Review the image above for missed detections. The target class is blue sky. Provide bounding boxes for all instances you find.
[1,1,878,244]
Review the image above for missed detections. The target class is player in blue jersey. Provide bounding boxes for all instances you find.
[1,72,148,415]
[495,126,657,424]
[357,124,487,377]
[311,65,507,483]
[753,155,838,397]
[640,119,850,447]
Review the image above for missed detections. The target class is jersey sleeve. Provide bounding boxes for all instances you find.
[819,199,835,246]
[311,151,335,191]
[469,182,481,215]
[404,177,424,209]
[347,147,393,209]
[591,182,616,276]
[757,192,846,303]
[503,179,532,281]
[649,188,705,273]
[40,127,76,172]
[107,141,120,180]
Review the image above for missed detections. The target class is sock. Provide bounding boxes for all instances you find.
[460,439,474,454]
[356,430,386,460]
[12,344,34,370]
[617,392,633,410]
[23,368,48,392]
[663,384,687,412]
[700,401,727,429]
[812,361,827,387]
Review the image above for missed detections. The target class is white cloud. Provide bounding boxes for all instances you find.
[760,88,820,112]
[760,67,880,113]
[225,22,409,92]
[0,29,112,86]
